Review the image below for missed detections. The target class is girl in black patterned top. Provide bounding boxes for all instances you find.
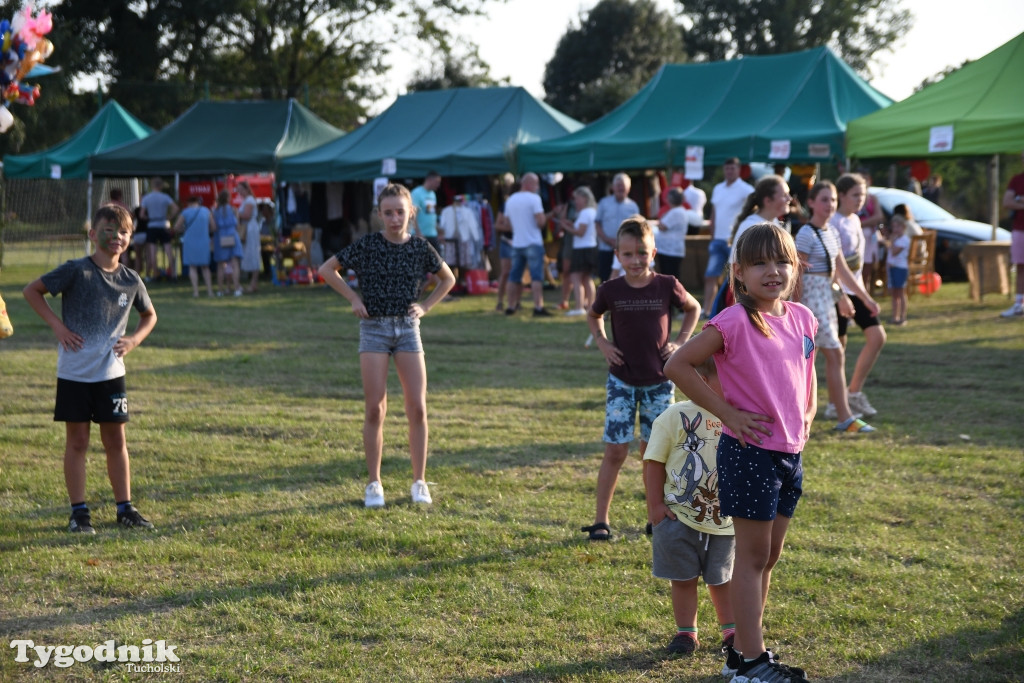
[319,184,456,508]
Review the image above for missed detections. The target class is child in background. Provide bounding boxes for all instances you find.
[558,186,599,316]
[886,216,911,325]
[582,216,701,540]
[23,204,158,533]
[665,223,815,683]
[645,354,735,659]
[318,183,455,508]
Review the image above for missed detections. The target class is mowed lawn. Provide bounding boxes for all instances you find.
[1,243,1022,682]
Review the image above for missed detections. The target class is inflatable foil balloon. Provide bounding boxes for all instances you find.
[0,3,54,132]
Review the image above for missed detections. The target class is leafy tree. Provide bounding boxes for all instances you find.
[543,0,686,123]
[676,0,912,77]
[407,46,506,91]
[0,0,500,156]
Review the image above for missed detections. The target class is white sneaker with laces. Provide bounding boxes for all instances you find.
[364,481,385,508]
[848,391,878,417]
[1000,304,1024,318]
[565,308,587,317]
[411,479,432,504]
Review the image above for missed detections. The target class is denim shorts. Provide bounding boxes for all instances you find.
[716,434,803,521]
[651,517,735,584]
[887,266,909,289]
[509,244,546,283]
[359,316,422,354]
[499,239,513,260]
[603,374,674,444]
[704,238,731,278]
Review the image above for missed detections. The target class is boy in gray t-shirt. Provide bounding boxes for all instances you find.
[24,204,158,534]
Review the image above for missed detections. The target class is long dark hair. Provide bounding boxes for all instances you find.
[730,222,799,337]
[730,174,784,243]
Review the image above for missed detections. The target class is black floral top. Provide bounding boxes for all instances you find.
[334,232,443,317]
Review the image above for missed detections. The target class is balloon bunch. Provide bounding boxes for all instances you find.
[0,3,54,132]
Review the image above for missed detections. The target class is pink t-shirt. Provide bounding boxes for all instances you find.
[706,301,818,454]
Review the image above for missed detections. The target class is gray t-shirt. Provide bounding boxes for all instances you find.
[140,191,176,229]
[595,195,640,252]
[40,257,153,382]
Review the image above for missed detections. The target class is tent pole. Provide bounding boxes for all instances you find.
[988,154,999,241]
[86,172,93,256]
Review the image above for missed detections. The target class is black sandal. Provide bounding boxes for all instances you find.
[580,522,611,541]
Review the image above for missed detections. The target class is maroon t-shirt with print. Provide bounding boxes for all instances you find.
[592,273,687,386]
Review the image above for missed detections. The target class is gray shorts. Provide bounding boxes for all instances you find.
[358,316,422,354]
[651,516,735,585]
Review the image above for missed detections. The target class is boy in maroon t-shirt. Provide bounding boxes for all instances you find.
[583,216,701,540]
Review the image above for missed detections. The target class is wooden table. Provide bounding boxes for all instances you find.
[960,241,1011,302]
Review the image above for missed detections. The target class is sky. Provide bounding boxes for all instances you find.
[381,0,1024,112]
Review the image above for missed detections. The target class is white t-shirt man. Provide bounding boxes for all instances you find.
[711,178,753,241]
[505,190,545,248]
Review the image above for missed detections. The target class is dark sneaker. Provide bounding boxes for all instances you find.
[667,631,698,655]
[724,646,805,680]
[68,510,96,534]
[116,505,155,530]
[732,650,808,682]
[532,307,552,317]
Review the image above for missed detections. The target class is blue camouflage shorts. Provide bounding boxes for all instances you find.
[603,374,674,444]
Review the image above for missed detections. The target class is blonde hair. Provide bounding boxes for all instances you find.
[616,214,654,246]
[730,223,799,337]
[574,186,596,208]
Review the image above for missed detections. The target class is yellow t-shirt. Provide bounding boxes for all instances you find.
[644,400,733,535]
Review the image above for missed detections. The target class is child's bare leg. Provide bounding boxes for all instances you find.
[189,266,200,296]
[707,581,735,633]
[201,266,213,296]
[594,441,630,528]
[99,422,130,503]
[394,351,428,481]
[360,352,390,484]
[822,346,854,421]
[64,422,91,503]
[730,517,774,659]
[670,578,700,629]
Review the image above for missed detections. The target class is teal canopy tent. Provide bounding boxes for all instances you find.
[3,100,152,179]
[516,47,891,173]
[89,99,344,176]
[278,87,582,182]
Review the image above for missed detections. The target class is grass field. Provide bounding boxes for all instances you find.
[1,242,1022,682]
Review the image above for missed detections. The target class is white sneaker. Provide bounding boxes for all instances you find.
[565,308,587,317]
[848,391,878,418]
[824,403,861,420]
[999,304,1023,318]
[411,479,432,504]
[364,481,385,508]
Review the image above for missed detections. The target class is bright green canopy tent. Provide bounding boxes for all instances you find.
[3,101,152,179]
[278,87,582,182]
[847,31,1024,159]
[516,47,891,173]
[89,99,344,176]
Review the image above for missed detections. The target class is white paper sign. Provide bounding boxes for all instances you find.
[684,146,704,180]
[373,177,389,204]
[50,164,62,179]
[808,144,830,158]
[381,158,396,175]
[929,125,954,153]
[769,140,791,160]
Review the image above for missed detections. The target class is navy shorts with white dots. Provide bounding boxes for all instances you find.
[717,433,803,521]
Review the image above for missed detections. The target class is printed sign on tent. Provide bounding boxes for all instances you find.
[381,158,396,175]
[769,140,791,160]
[684,146,704,180]
[49,164,61,179]
[929,125,954,153]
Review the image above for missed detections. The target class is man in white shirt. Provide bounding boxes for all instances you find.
[505,173,554,317]
[594,173,640,282]
[704,158,753,316]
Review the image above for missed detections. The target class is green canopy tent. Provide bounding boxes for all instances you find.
[847,32,1024,159]
[847,32,1024,238]
[89,99,344,176]
[277,87,582,182]
[516,47,891,173]
[3,100,152,179]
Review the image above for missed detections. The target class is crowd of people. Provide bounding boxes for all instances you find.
[20,157,1021,683]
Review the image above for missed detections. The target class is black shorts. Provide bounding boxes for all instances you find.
[54,377,130,423]
[147,226,172,245]
[836,293,881,337]
[570,247,598,274]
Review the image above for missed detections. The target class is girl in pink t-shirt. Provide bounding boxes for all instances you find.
[665,223,816,682]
